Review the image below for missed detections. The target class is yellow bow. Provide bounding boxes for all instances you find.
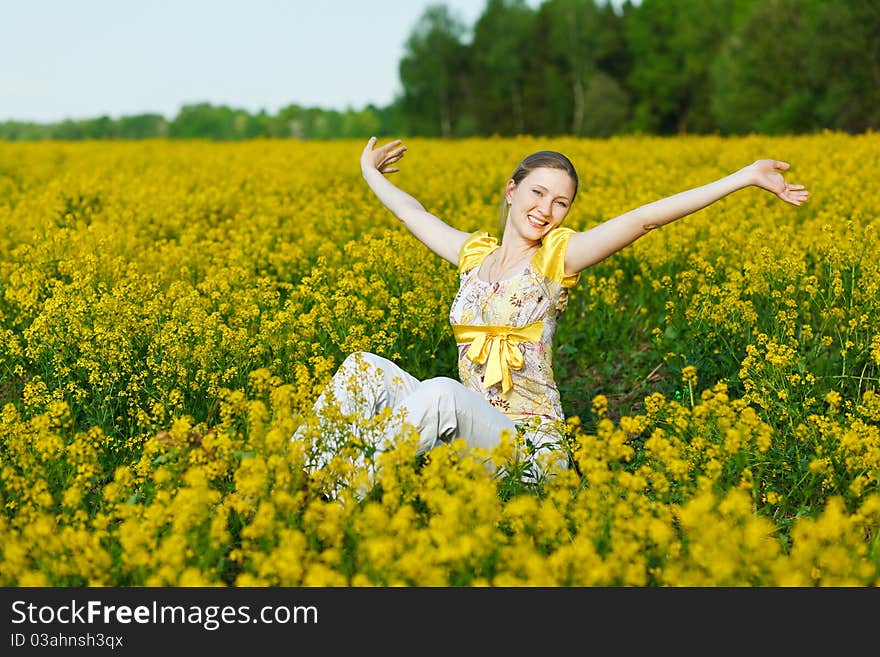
[451,321,543,394]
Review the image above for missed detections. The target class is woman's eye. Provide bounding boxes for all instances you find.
[532,189,542,196]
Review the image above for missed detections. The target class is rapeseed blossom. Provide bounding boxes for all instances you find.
[0,134,878,585]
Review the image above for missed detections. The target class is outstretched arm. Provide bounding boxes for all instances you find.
[361,137,471,266]
[563,159,810,275]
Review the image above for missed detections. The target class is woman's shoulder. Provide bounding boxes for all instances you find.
[539,225,577,248]
[533,226,579,288]
[457,231,498,273]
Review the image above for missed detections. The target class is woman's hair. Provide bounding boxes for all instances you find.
[498,150,579,229]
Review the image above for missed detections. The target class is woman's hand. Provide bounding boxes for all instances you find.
[746,159,810,206]
[361,137,407,177]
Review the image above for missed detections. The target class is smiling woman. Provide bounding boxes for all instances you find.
[482,150,578,282]
[290,135,810,491]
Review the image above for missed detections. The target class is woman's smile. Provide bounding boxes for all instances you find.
[527,213,550,228]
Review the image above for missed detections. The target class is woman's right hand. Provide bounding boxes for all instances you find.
[361,136,407,177]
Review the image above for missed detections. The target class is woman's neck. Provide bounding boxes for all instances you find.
[496,225,539,265]
[480,227,539,282]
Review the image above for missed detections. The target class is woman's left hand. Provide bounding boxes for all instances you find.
[747,159,810,206]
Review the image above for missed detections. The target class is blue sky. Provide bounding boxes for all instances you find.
[1,0,567,123]
[1,0,633,123]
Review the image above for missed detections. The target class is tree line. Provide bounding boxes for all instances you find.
[3,0,877,141]
[0,104,400,142]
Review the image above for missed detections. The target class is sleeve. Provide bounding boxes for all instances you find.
[457,231,498,274]
[532,226,580,288]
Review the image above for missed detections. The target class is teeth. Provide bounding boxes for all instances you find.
[528,215,548,227]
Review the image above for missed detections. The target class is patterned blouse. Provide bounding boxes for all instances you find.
[448,227,580,440]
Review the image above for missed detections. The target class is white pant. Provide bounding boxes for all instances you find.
[291,351,564,481]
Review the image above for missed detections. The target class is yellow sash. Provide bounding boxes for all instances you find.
[451,321,543,394]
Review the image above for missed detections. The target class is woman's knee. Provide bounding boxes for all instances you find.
[340,351,386,373]
[398,377,459,419]
[417,376,459,394]
[410,377,462,406]
[342,350,374,367]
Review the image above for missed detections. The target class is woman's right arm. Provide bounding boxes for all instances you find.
[360,137,471,266]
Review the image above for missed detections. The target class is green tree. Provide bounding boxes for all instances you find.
[581,71,631,137]
[54,119,88,140]
[626,0,757,134]
[584,1,632,136]
[710,0,819,134]
[116,113,167,139]
[809,0,880,133]
[374,100,403,138]
[0,121,48,140]
[168,103,238,139]
[398,4,471,137]
[521,0,630,136]
[469,0,536,135]
[276,104,307,138]
[521,2,571,135]
[596,0,634,88]
[237,109,272,139]
[341,105,382,139]
[551,0,603,135]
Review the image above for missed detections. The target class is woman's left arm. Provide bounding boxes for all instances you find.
[563,159,810,275]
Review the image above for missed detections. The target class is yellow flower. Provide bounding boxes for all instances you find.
[591,394,608,418]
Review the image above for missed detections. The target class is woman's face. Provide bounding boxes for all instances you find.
[505,167,576,240]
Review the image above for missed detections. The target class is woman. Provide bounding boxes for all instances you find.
[292,137,809,485]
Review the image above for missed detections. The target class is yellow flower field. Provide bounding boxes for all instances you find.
[0,132,878,586]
